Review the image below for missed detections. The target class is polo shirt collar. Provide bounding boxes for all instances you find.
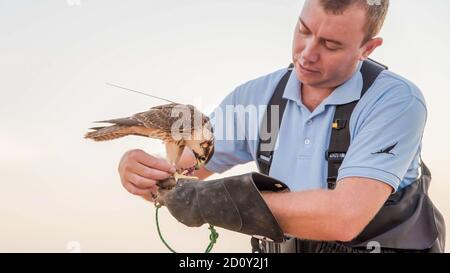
[283,61,364,106]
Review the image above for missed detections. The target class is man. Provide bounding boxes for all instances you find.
[118,0,445,252]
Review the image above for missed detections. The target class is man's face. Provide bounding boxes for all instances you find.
[293,0,369,89]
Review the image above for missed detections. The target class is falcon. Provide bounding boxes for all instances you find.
[85,103,214,185]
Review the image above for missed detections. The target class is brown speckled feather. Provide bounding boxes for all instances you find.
[133,103,206,135]
[85,104,204,142]
[85,102,215,176]
[132,104,183,132]
[84,125,152,141]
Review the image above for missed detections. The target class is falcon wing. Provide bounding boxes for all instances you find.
[86,114,167,142]
[133,103,195,136]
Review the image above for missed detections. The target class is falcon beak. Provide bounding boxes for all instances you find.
[194,157,203,170]
[194,145,214,170]
[204,145,214,165]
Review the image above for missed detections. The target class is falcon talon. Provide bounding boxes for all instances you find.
[157,177,177,190]
[151,192,163,206]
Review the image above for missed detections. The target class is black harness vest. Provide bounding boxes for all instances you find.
[254,60,446,253]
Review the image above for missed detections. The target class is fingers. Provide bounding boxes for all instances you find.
[118,149,178,201]
[133,162,173,181]
[123,181,159,201]
[126,172,158,189]
[123,181,152,196]
[132,150,176,174]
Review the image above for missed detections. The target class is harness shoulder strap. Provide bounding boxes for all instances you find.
[256,59,387,182]
[256,64,294,175]
[326,59,387,189]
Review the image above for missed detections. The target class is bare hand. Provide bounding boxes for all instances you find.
[118,149,176,202]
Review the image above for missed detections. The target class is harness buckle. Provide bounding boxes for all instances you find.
[327,177,337,190]
[257,154,272,165]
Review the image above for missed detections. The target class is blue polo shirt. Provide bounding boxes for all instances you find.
[205,62,427,192]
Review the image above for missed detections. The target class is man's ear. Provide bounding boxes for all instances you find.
[360,37,383,60]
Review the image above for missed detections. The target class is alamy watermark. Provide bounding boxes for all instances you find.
[367,0,382,6]
[66,241,81,253]
[167,103,280,152]
[366,241,381,253]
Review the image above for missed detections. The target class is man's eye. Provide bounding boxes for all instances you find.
[324,42,340,51]
[298,26,310,34]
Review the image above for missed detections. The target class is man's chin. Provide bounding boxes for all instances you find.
[296,73,323,87]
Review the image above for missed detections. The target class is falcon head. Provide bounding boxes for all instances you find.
[192,139,214,169]
[185,115,215,170]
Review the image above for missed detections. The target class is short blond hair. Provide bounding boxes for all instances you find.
[319,0,389,44]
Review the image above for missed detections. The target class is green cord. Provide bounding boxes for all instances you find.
[204,225,219,253]
[155,204,177,253]
[155,204,219,253]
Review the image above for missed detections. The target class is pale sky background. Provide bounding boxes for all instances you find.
[0,0,449,253]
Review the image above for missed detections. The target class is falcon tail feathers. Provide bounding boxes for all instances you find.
[94,117,142,127]
[85,125,133,141]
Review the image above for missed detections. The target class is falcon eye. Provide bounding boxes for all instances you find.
[200,156,207,161]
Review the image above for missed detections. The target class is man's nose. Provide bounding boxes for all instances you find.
[301,39,319,64]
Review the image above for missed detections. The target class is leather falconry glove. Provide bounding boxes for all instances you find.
[156,172,289,243]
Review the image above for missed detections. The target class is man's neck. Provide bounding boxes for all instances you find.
[301,84,334,112]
